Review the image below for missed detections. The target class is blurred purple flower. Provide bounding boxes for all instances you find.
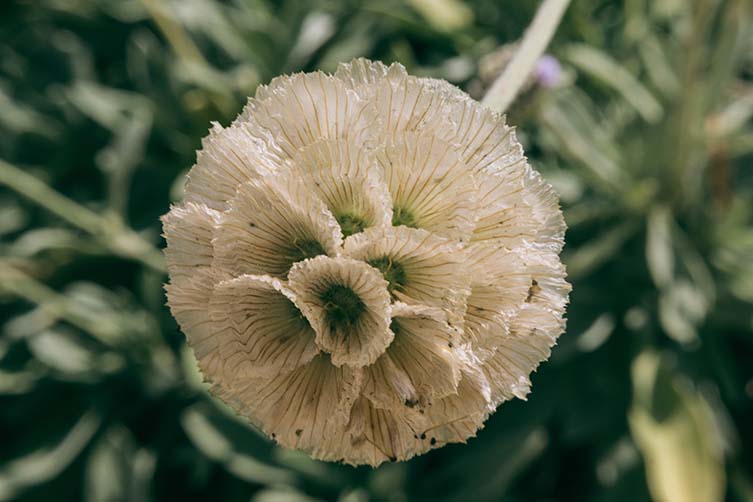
[535,55,562,88]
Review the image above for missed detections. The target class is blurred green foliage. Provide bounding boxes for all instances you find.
[1,0,752,501]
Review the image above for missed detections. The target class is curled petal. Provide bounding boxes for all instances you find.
[383,76,525,178]
[214,355,362,459]
[162,202,220,274]
[371,70,447,136]
[288,256,393,367]
[420,360,494,447]
[342,397,425,466]
[364,303,462,410]
[471,168,538,247]
[472,167,566,253]
[334,57,393,89]
[524,169,567,253]
[432,90,525,176]
[463,244,532,357]
[343,226,469,324]
[289,138,392,236]
[523,249,571,314]
[377,132,478,241]
[162,202,225,377]
[183,122,282,212]
[210,274,319,379]
[213,175,343,278]
[238,72,372,159]
[484,303,564,404]
[165,268,225,379]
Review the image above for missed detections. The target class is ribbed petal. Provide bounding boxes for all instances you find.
[523,249,571,313]
[213,354,362,459]
[209,274,319,380]
[428,87,525,177]
[463,244,532,358]
[377,132,478,241]
[524,169,567,253]
[472,167,565,251]
[165,267,224,379]
[363,303,462,411]
[162,202,225,378]
[483,303,564,405]
[420,359,493,446]
[288,138,392,236]
[342,397,425,466]
[334,57,392,89]
[371,70,447,136]
[237,72,372,159]
[183,122,282,212]
[343,226,469,324]
[213,174,343,278]
[287,256,393,367]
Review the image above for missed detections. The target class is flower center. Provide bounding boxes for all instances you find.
[287,238,326,264]
[367,256,407,293]
[336,212,368,237]
[391,205,418,228]
[319,284,366,327]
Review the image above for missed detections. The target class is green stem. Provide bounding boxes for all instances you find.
[0,159,165,273]
[481,0,571,114]
[0,262,122,341]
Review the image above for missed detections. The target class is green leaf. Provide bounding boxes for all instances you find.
[564,43,663,122]
[407,0,474,32]
[646,205,674,288]
[629,352,726,502]
[0,410,101,501]
[564,221,638,279]
[85,426,155,502]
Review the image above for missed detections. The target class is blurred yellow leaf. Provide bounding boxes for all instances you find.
[407,0,473,32]
[629,352,725,502]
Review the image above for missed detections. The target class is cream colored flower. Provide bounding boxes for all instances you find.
[162,58,570,466]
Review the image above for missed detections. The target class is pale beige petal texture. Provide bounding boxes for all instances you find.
[288,256,393,367]
[431,92,525,176]
[341,397,425,465]
[239,72,371,159]
[422,361,494,445]
[183,122,282,212]
[289,138,392,237]
[363,302,462,411]
[162,58,569,467]
[210,274,319,379]
[334,57,391,89]
[370,67,447,136]
[377,132,478,241]
[162,202,225,377]
[343,226,469,323]
[213,354,362,461]
[213,174,343,278]
[463,244,532,358]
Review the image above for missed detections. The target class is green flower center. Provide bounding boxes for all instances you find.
[336,212,368,237]
[287,238,326,264]
[319,284,365,327]
[392,205,418,228]
[368,256,407,293]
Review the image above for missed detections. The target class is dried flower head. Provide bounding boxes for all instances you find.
[162,58,570,466]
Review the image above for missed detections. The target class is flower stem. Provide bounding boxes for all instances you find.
[481,0,571,114]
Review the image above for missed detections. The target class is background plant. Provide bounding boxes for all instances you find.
[0,0,751,500]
